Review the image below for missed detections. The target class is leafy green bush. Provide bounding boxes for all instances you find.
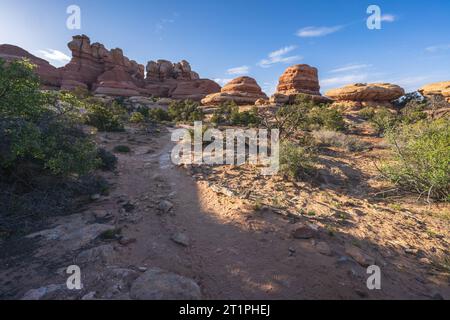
[307,105,346,131]
[380,119,450,201]
[129,112,145,123]
[368,107,398,136]
[148,108,172,122]
[168,100,203,123]
[212,102,261,127]
[83,101,126,132]
[279,141,316,179]
[359,107,376,120]
[97,148,118,171]
[0,58,99,176]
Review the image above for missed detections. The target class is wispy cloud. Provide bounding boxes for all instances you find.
[214,78,233,86]
[37,49,70,66]
[296,26,343,38]
[380,14,397,22]
[321,74,369,88]
[426,44,450,53]
[226,66,250,75]
[258,45,302,68]
[329,64,372,74]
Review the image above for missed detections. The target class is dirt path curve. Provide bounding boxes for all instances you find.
[106,128,439,300]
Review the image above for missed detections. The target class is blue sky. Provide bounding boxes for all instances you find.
[1,0,449,94]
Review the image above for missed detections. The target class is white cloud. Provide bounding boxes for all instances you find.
[226,66,250,75]
[37,49,71,66]
[426,44,450,53]
[258,45,302,68]
[329,64,372,74]
[214,78,233,86]
[321,74,369,87]
[296,26,342,38]
[381,14,396,22]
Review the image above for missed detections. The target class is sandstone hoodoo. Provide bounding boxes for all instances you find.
[325,83,405,109]
[271,64,330,104]
[0,44,61,89]
[201,76,268,105]
[0,35,220,100]
[419,81,450,103]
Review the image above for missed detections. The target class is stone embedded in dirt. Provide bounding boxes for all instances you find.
[171,233,190,247]
[122,202,136,213]
[81,292,97,300]
[90,194,101,201]
[292,226,317,239]
[271,64,330,104]
[158,200,174,213]
[201,76,268,106]
[130,268,201,300]
[315,241,332,256]
[344,244,375,267]
[405,248,419,255]
[210,184,235,197]
[92,210,111,219]
[119,237,137,246]
[21,284,65,300]
[27,222,116,250]
[76,244,115,264]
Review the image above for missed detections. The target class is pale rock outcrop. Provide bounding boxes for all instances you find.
[201,76,268,105]
[271,64,330,104]
[419,81,450,102]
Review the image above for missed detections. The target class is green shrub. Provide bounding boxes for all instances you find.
[307,105,346,131]
[369,108,397,136]
[279,141,315,179]
[211,101,238,125]
[83,101,126,132]
[148,108,172,122]
[0,58,99,176]
[400,101,428,124]
[231,107,261,127]
[129,112,145,123]
[168,100,203,123]
[113,145,131,153]
[359,107,376,120]
[380,119,450,201]
[312,130,371,152]
[97,148,118,171]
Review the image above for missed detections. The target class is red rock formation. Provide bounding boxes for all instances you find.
[419,81,450,102]
[1,35,220,100]
[325,83,405,109]
[271,64,329,104]
[201,77,268,105]
[0,44,61,89]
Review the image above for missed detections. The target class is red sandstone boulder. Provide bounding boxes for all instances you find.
[419,81,450,102]
[171,79,221,101]
[201,77,267,105]
[0,44,61,89]
[271,64,329,104]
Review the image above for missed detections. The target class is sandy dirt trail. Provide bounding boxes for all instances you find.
[106,128,444,300]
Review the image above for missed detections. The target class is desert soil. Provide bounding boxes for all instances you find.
[0,124,449,300]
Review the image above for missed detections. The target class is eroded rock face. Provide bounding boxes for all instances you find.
[60,35,145,95]
[325,83,405,108]
[201,76,268,105]
[0,44,61,89]
[419,81,450,102]
[271,64,329,104]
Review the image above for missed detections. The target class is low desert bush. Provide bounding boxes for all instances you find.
[368,107,398,136]
[129,111,146,123]
[312,130,371,152]
[380,119,450,201]
[83,100,127,132]
[168,100,203,123]
[279,141,316,179]
[148,108,171,122]
[307,105,346,132]
[97,148,118,171]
